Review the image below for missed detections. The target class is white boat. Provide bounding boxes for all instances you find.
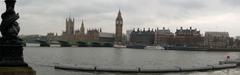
[144,46,165,50]
[113,44,126,48]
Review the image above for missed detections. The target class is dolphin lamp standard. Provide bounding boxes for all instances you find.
[0,0,28,67]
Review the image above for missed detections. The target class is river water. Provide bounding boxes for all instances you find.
[23,45,240,75]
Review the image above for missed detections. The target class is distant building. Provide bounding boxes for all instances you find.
[46,32,55,42]
[229,37,234,48]
[154,27,174,46]
[175,27,201,37]
[61,17,75,41]
[85,29,101,41]
[22,35,47,43]
[115,10,123,44]
[71,29,101,42]
[129,28,155,46]
[75,20,85,35]
[46,32,60,43]
[21,35,40,43]
[98,32,115,43]
[126,30,133,43]
[61,17,102,42]
[233,36,240,48]
[233,38,240,48]
[62,17,74,36]
[236,36,240,40]
[174,27,203,47]
[204,32,230,48]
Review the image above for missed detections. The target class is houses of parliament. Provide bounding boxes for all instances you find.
[61,17,102,42]
[60,10,123,43]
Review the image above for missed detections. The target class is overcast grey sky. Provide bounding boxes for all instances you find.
[0,0,240,36]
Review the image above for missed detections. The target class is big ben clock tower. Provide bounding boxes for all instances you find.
[115,10,123,44]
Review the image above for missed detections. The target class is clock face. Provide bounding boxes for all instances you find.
[116,21,119,24]
[116,20,123,25]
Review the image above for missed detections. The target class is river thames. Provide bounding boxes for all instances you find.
[23,45,240,75]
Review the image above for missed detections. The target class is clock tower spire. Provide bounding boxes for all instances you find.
[80,20,85,35]
[115,10,123,44]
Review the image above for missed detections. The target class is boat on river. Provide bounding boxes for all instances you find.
[145,46,165,50]
[126,44,146,49]
[113,44,126,48]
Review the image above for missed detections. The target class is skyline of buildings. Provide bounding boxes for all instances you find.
[20,11,240,48]
[20,16,239,38]
[10,8,239,37]
[18,10,240,46]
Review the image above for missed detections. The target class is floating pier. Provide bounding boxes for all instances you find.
[54,64,237,73]
[219,59,240,66]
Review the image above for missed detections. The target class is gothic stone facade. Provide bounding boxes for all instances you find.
[61,17,101,42]
[62,18,74,36]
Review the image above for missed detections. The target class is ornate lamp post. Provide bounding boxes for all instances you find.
[0,0,35,74]
[0,0,28,67]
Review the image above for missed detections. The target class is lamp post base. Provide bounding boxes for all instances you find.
[0,45,28,67]
[0,67,36,75]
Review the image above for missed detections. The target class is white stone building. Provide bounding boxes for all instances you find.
[204,32,230,48]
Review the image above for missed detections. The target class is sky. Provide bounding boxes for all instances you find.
[0,0,240,37]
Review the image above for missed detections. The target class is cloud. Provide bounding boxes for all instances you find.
[0,0,240,36]
[223,0,240,7]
